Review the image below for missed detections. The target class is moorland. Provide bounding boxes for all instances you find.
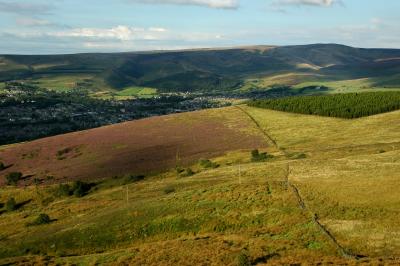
[0,44,400,265]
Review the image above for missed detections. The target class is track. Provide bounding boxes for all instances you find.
[236,105,359,260]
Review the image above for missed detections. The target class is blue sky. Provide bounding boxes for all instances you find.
[0,0,399,54]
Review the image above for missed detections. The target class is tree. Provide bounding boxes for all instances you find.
[5,172,23,186]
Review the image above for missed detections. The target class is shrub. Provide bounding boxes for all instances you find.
[199,159,219,169]
[56,147,72,157]
[5,197,17,211]
[185,168,195,176]
[72,181,92,197]
[5,172,23,186]
[176,167,185,174]
[164,186,176,194]
[251,149,274,162]
[251,149,270,162]
[55,184,72,197]
[180,168,195,177]
[122,175,145,185]
[31,213,51,225]
[0,162,5,171]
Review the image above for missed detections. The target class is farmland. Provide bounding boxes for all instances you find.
[0,104,399,264]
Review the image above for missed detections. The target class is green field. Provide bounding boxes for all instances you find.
[0,103,399,264]
[115,87,158,98]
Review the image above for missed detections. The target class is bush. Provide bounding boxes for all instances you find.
[199,159,219,169]
[31,213,51,225]
[0,162,5,171]
[122,175,145,185]
[176,167,185,174]
[185,168,195,176]
[251,149,272,162]
[72,181,92,197]
[54,181,93,198]
[5,172,23,186]
[55,184,72,197]
[5,197,17,211]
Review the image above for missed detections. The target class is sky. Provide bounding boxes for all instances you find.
[0,0,399,54]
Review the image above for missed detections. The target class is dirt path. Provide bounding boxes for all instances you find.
[236,105,359,260]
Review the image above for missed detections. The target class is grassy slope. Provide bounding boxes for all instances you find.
[242,106,400,257]
[0,106,399,264]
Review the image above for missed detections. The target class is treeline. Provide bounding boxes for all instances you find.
[247,91,400,119]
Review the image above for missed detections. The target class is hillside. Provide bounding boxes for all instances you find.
[1,44,400,94]
[0,105,399,264]
[0,107,270,185]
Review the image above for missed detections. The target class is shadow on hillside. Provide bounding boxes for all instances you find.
[0,164,14,171]
[15,199,32,210]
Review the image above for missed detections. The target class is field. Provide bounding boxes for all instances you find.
[0,104,399,264]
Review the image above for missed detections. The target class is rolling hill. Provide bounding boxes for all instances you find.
[0,104,399,264]
[1,44,400,93]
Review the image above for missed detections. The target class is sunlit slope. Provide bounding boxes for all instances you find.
[243,106,400,257]
[0,155,349,265]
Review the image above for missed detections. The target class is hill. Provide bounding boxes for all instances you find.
[0,107,269,185]
[0,105,399,264]
[1,44,400,94]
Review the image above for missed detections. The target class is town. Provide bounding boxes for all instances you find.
[0,82,230,145]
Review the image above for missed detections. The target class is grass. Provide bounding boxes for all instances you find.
[241,105,400,257]
[293,76,400,93]
[0,156,339,264]
[0,105,399,264]
[115,86,157,98]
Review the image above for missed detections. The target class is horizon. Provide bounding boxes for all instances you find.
[2,43,400,56]
[1,0,400,54]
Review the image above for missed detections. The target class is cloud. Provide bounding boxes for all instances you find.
[0,24,228,54]
[51,26,169,41]
[271,0,341,7]
[16,17,52,27]
[0,1,53,15]
[126,0,239,9]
